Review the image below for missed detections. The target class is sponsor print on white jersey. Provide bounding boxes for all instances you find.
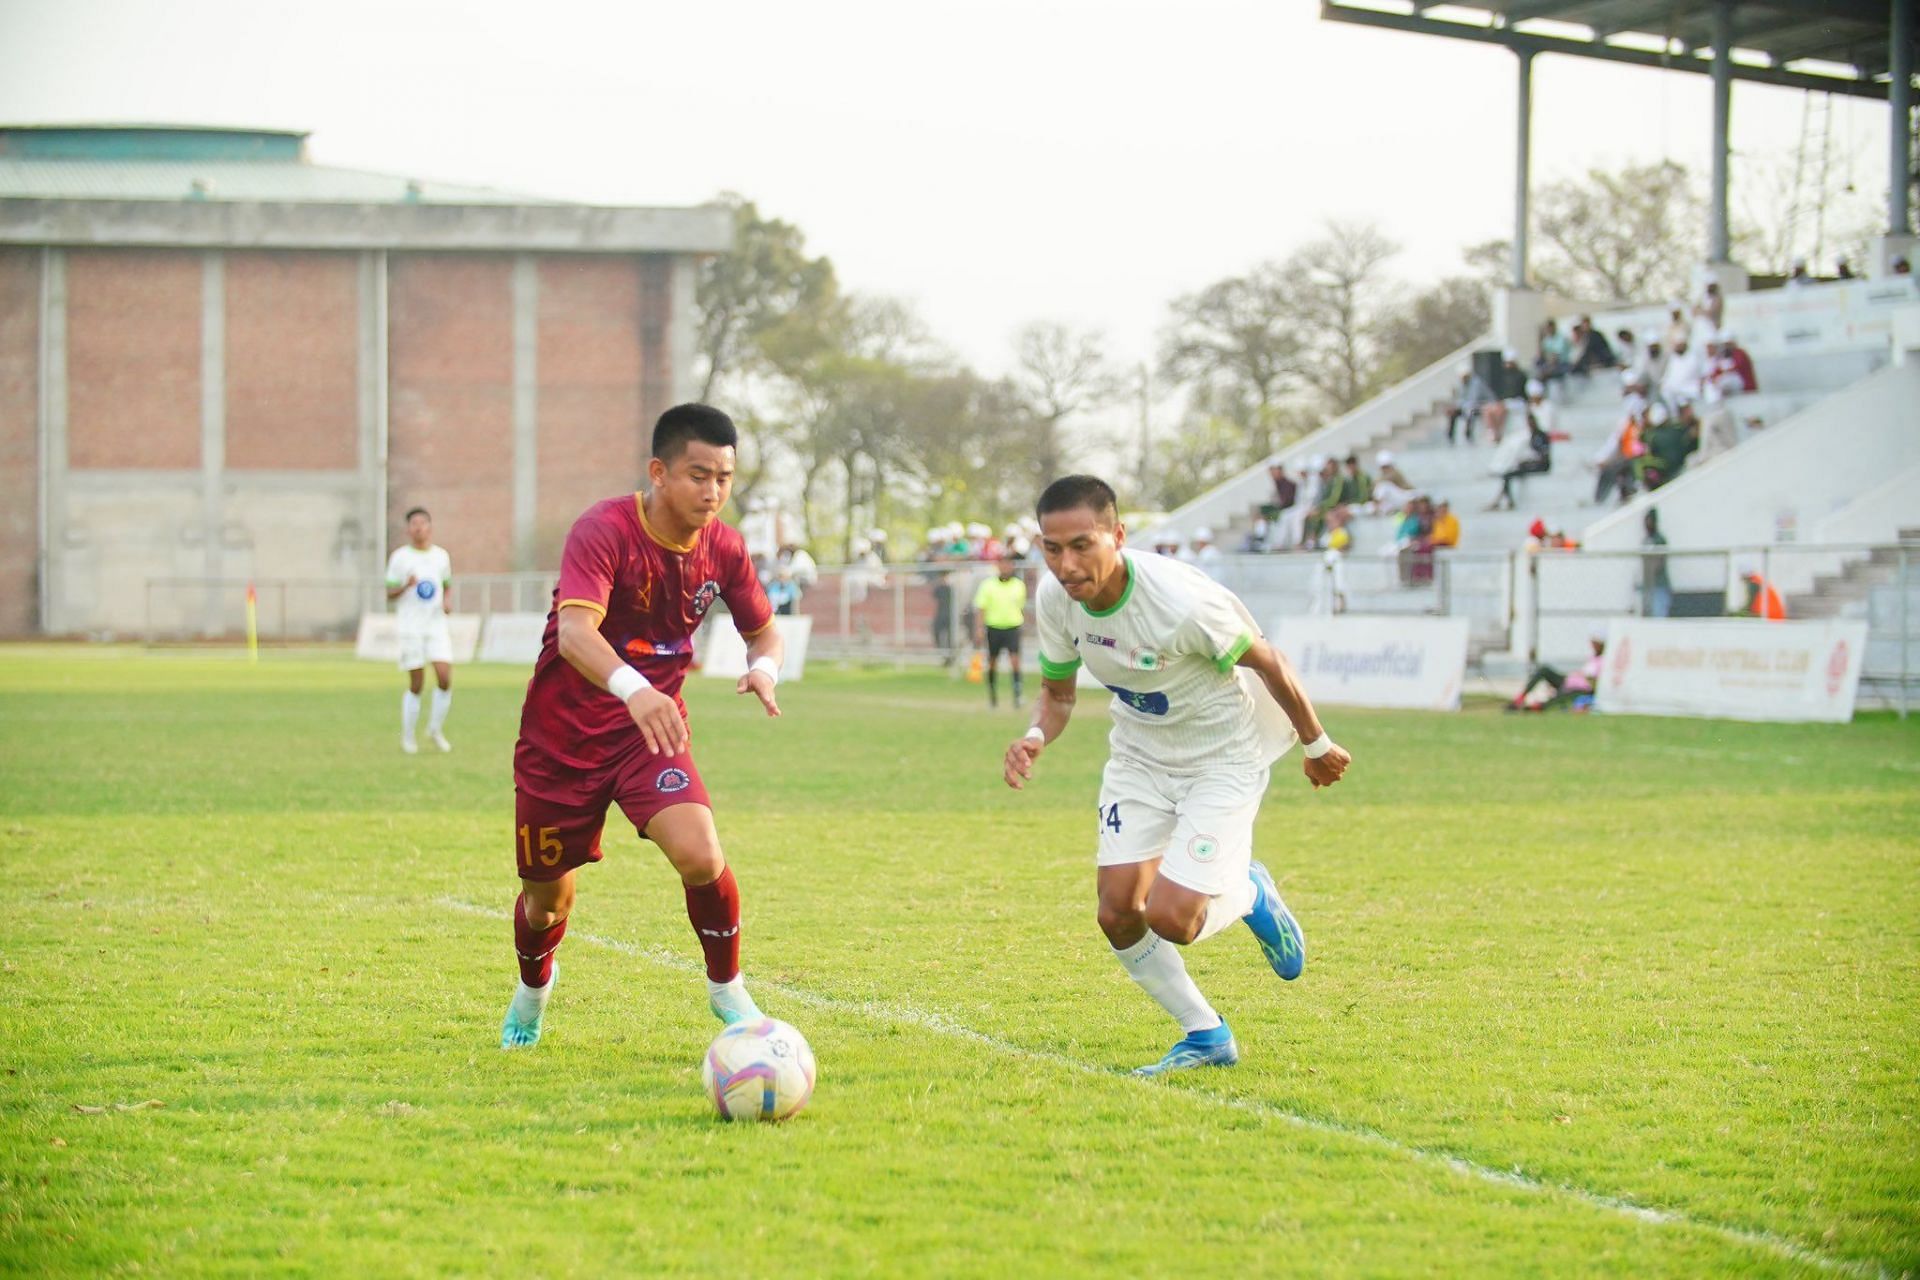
[386,544,453,632]
[1036,550,1295,773]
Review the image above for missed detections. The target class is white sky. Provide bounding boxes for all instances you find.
[0,0,1899,377]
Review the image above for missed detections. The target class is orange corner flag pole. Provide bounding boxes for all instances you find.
[245,583,259,663]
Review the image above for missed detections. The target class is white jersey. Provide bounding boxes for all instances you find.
[385,544,452,632]
[1037,550,1295,773]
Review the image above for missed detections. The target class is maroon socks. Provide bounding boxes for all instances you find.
[683,866,742,983]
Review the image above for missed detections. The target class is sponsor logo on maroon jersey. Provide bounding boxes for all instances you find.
[690,579,720,620]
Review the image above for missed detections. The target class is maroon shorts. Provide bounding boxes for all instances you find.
[512,740,711,882]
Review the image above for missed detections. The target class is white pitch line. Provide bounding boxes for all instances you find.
[440,897,1882,1278]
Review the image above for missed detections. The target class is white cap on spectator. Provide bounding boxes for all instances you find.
[1649,403,1670,426]
[1376,449,1394,466]
[1718,328,1735,343]
[1671,389,1695,408]
[1623,392,1649,416]
[1525,378,1545,397]
[966,521,990,538]
[1503,348,1518,361]
[868,527,887,542]
[1193,526,1214,543]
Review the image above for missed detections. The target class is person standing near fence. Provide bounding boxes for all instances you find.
[973,557,1029,708]
[386,506,455,754]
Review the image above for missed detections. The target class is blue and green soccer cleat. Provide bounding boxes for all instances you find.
[1244,860,1306,980]
[1132,1020,1240,1077]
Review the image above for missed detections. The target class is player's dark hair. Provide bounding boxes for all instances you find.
[405,506,430,521]
[652,403,739,463]
[1035,475,1118,526]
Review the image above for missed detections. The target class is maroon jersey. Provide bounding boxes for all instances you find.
[516,494,773,775]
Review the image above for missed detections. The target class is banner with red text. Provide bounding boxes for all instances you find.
[1595,618,1866,723]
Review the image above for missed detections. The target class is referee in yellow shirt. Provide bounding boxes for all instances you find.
[973,556,1029,708]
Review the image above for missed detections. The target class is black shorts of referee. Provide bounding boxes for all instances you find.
[985,625,1022,660]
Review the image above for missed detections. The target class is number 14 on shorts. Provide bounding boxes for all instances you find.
[1098,803,1122,833]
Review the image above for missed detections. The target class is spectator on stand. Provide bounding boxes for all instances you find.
[1569,317,1615,375]
[1371,450,1418,513]
[1696,341,1741,463]
[1310,547,1348,616]
[1641,510,1671,618]
[1429,499,1460,549]
[1786,258,1812,289]
[1150,529,1183,559]
[1895,256,1911,276]
[1694,280,1725,333]
[1507,632,1605,712]
[1449,365,1493,444]
[1635,402,1698,492]
[1304,455,1347,547]
[1487,381,1551,511]
[1535,319,1572,387]
[1340,455,1374,519]
[1238,518,1272,554]
[1835,256,1855,280]
[1735,562,1787,620]
[1640,339,1669,392]
[765,565,800,616]
[1272,463,1309,550]
[1717,330,1758,392]
[1182,527,1223,574]
[1591,385,1648,505]
[1661,335,1705,407]
[1664,305,1691,352]
[1614,329,1639,380]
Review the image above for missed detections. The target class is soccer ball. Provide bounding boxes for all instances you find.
[701,1017,816,1122]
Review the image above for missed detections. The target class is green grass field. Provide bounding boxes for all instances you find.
[1,648,1916,1277]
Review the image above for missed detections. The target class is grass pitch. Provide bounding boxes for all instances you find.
[1,648,1916,1277]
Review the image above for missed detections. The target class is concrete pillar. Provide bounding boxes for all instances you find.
[511,254,539,572]
[1512,50,1534,290]
[1493,286,1549,364]
[1708,0,1734,265]
[37,248,67,635]
[669,252,699,408]
[357,250,389,591]
[199,250,226,637]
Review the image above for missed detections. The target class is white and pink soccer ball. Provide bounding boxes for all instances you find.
[701,1017,816,1122]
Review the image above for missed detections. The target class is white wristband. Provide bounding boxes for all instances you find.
[1023,726,1046,745]
[1301,732,1335,759]
[606,665,649,702]
[748,656,780,686]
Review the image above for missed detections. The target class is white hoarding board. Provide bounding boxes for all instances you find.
[1595,618,1867,723]
[1271,615,1469,711]
[697,614,812,682]
[477,612,548,665]
[353,613,481,663]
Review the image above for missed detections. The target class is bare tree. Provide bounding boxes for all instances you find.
[1532,161,1704,303]
[1283,219,1402,413]
[1157,265,1301,457]
[1010,321,1119,483]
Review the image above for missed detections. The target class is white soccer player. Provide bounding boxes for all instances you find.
[385,506,455,754]
[1003,474,1351,1076]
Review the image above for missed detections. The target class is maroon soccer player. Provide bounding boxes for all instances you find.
[502,404,784,1048]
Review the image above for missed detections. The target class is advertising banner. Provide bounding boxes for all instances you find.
[1271,615,1469,711]
[353,613,481,664]
[698,614,812,682]
[476,612,547,665]
[1596,618,1867,723]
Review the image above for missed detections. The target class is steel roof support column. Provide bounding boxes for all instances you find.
[1892,0,1914,237]
[1709,0,1734,263]
[1513,48,1533,289]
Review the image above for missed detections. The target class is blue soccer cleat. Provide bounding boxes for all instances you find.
[501,965,554,1049]
[1132,1020,1240,1077]
[708,980,765,1027]
[1244,860,1306,981]
[501,1004,544,1049]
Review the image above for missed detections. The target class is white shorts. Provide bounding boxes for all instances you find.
[397,622,453,672]
[1095,755,1269,897]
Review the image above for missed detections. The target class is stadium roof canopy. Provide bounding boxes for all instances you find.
[1320,1,1916,101]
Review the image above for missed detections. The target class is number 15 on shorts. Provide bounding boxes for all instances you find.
[1098,803,1122,833]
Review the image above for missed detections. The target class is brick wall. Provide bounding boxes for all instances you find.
[67,249,201,470]
[226,251,359,471]
[387,254,514,572]
[0,249,39,635]
[535,255,645,563]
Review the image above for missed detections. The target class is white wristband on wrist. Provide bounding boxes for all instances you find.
[748,656,781,686]
[606,665,649,703]
[1301,732,1335,759]
[1023,726,1045,745]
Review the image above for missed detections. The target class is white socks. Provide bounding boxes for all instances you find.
[1192,875,1257,945]
[1112,932,1220,1033]
[401,690,421,741]
[509,963,556,1023]
[428,687,452,735]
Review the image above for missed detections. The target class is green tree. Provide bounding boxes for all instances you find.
[1157,265,1302,457]
[695,193,839,401]
[1371,275,1491,385]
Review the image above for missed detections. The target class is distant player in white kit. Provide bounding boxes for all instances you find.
[386,506,455,753]
[1003,475,1351,1076]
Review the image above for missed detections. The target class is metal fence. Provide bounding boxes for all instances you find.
[139,544,1916,716]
